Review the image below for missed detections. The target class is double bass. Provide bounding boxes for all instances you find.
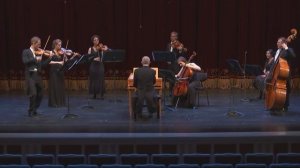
[265,28,297,111]
[173,51,197,97]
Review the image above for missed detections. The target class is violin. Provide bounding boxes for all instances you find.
[171,40,187,52]
[35,48,52,57]
[95,43,109,51]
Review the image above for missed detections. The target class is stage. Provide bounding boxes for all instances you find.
[0,89,300,134]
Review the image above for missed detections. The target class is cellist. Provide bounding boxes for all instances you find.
[173,56,201,108]
[271,37,296,113]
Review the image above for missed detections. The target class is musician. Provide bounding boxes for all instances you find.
[166,31,187,73]
[133,56,156,119]
[272,37,296,113]
[22,36,53,117]
[253,49,274,99]
[174,56,201,107]
[48,39,66,107]
[88,35,108,99]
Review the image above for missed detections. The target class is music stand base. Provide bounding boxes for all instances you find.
[240,97,250,102]
[81,105,94,110]
[225,110,244,118]
[61,113,79,119]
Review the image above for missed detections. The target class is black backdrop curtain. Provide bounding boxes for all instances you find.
[1,0,300,76]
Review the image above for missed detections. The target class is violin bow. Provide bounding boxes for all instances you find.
[43,35,51,50]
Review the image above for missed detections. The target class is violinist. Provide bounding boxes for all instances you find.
[48,39,66,107]
[173,56,201,108]
[22,36,53,117]
[167,31,188,74]
[270,37,296,114]
[88,35,109,99]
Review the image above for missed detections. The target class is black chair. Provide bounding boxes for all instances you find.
[67,165,99,168]
[120,154,149,166]
[0,154,22,164]
[213,153,242,165]
[276,153,300,164]
[135,164,166,168]
[194,72,209,107]
[270,163,300,168]
[235,164,267,168]
[151,154,180,166]
[33,165,65,168]
[57,154,85,166]
[26,154,55,166]
[168,164,200,168]
[182,154,211,165]
[101,164,132,168]
[202,164,233,168]
[88,154,117,166]
[245,153,274,165]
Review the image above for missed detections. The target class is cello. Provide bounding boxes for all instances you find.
[265,28,297,111]
[173,51,197,97]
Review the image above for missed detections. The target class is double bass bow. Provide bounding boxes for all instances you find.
[265,28,297,111]
[173,51,197,97]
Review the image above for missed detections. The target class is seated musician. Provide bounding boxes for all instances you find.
[133,56,156,119]
[253,49,274,99]
[173,56,201,108]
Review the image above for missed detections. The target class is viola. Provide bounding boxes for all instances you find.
[35,48,52,57]
[171,40,187,52]
[95,43,109,51]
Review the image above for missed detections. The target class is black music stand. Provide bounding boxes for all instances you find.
[245,64,264,76]
[152,51,177,112]
[226,59,244,118]
[152,51,176,62]
[73,53,99,110]
[102,49,126,103]
[60,56,81,119]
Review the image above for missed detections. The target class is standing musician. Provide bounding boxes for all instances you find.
[166,31,188,74]
[133,56,156,119]
[173,56,201,108]
[253,49,274,99]
[269,37,296,113]
[88,35,109,99]
[22,36,53,117]
[48,39,66,107]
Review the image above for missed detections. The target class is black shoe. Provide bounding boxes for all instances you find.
[270,109,284,116]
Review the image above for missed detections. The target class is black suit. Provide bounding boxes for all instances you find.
[133,66,156,115]
[278,48,296,108]
[22,48,51,115]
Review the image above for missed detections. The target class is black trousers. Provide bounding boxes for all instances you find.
[285,77,291,108]
[26,71,43,113]
[135,90,156,114]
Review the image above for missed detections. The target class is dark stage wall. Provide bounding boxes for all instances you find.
[1,0,300,75]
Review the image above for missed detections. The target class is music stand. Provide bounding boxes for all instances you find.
[60,56,81,119]
[152,51,176,62]
[73,53,99,110]
[152,51,177,112]
[245,64,264,76]
[102,49,126,103]
[226,59,244,118]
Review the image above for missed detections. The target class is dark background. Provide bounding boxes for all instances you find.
[1,0,300,76]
